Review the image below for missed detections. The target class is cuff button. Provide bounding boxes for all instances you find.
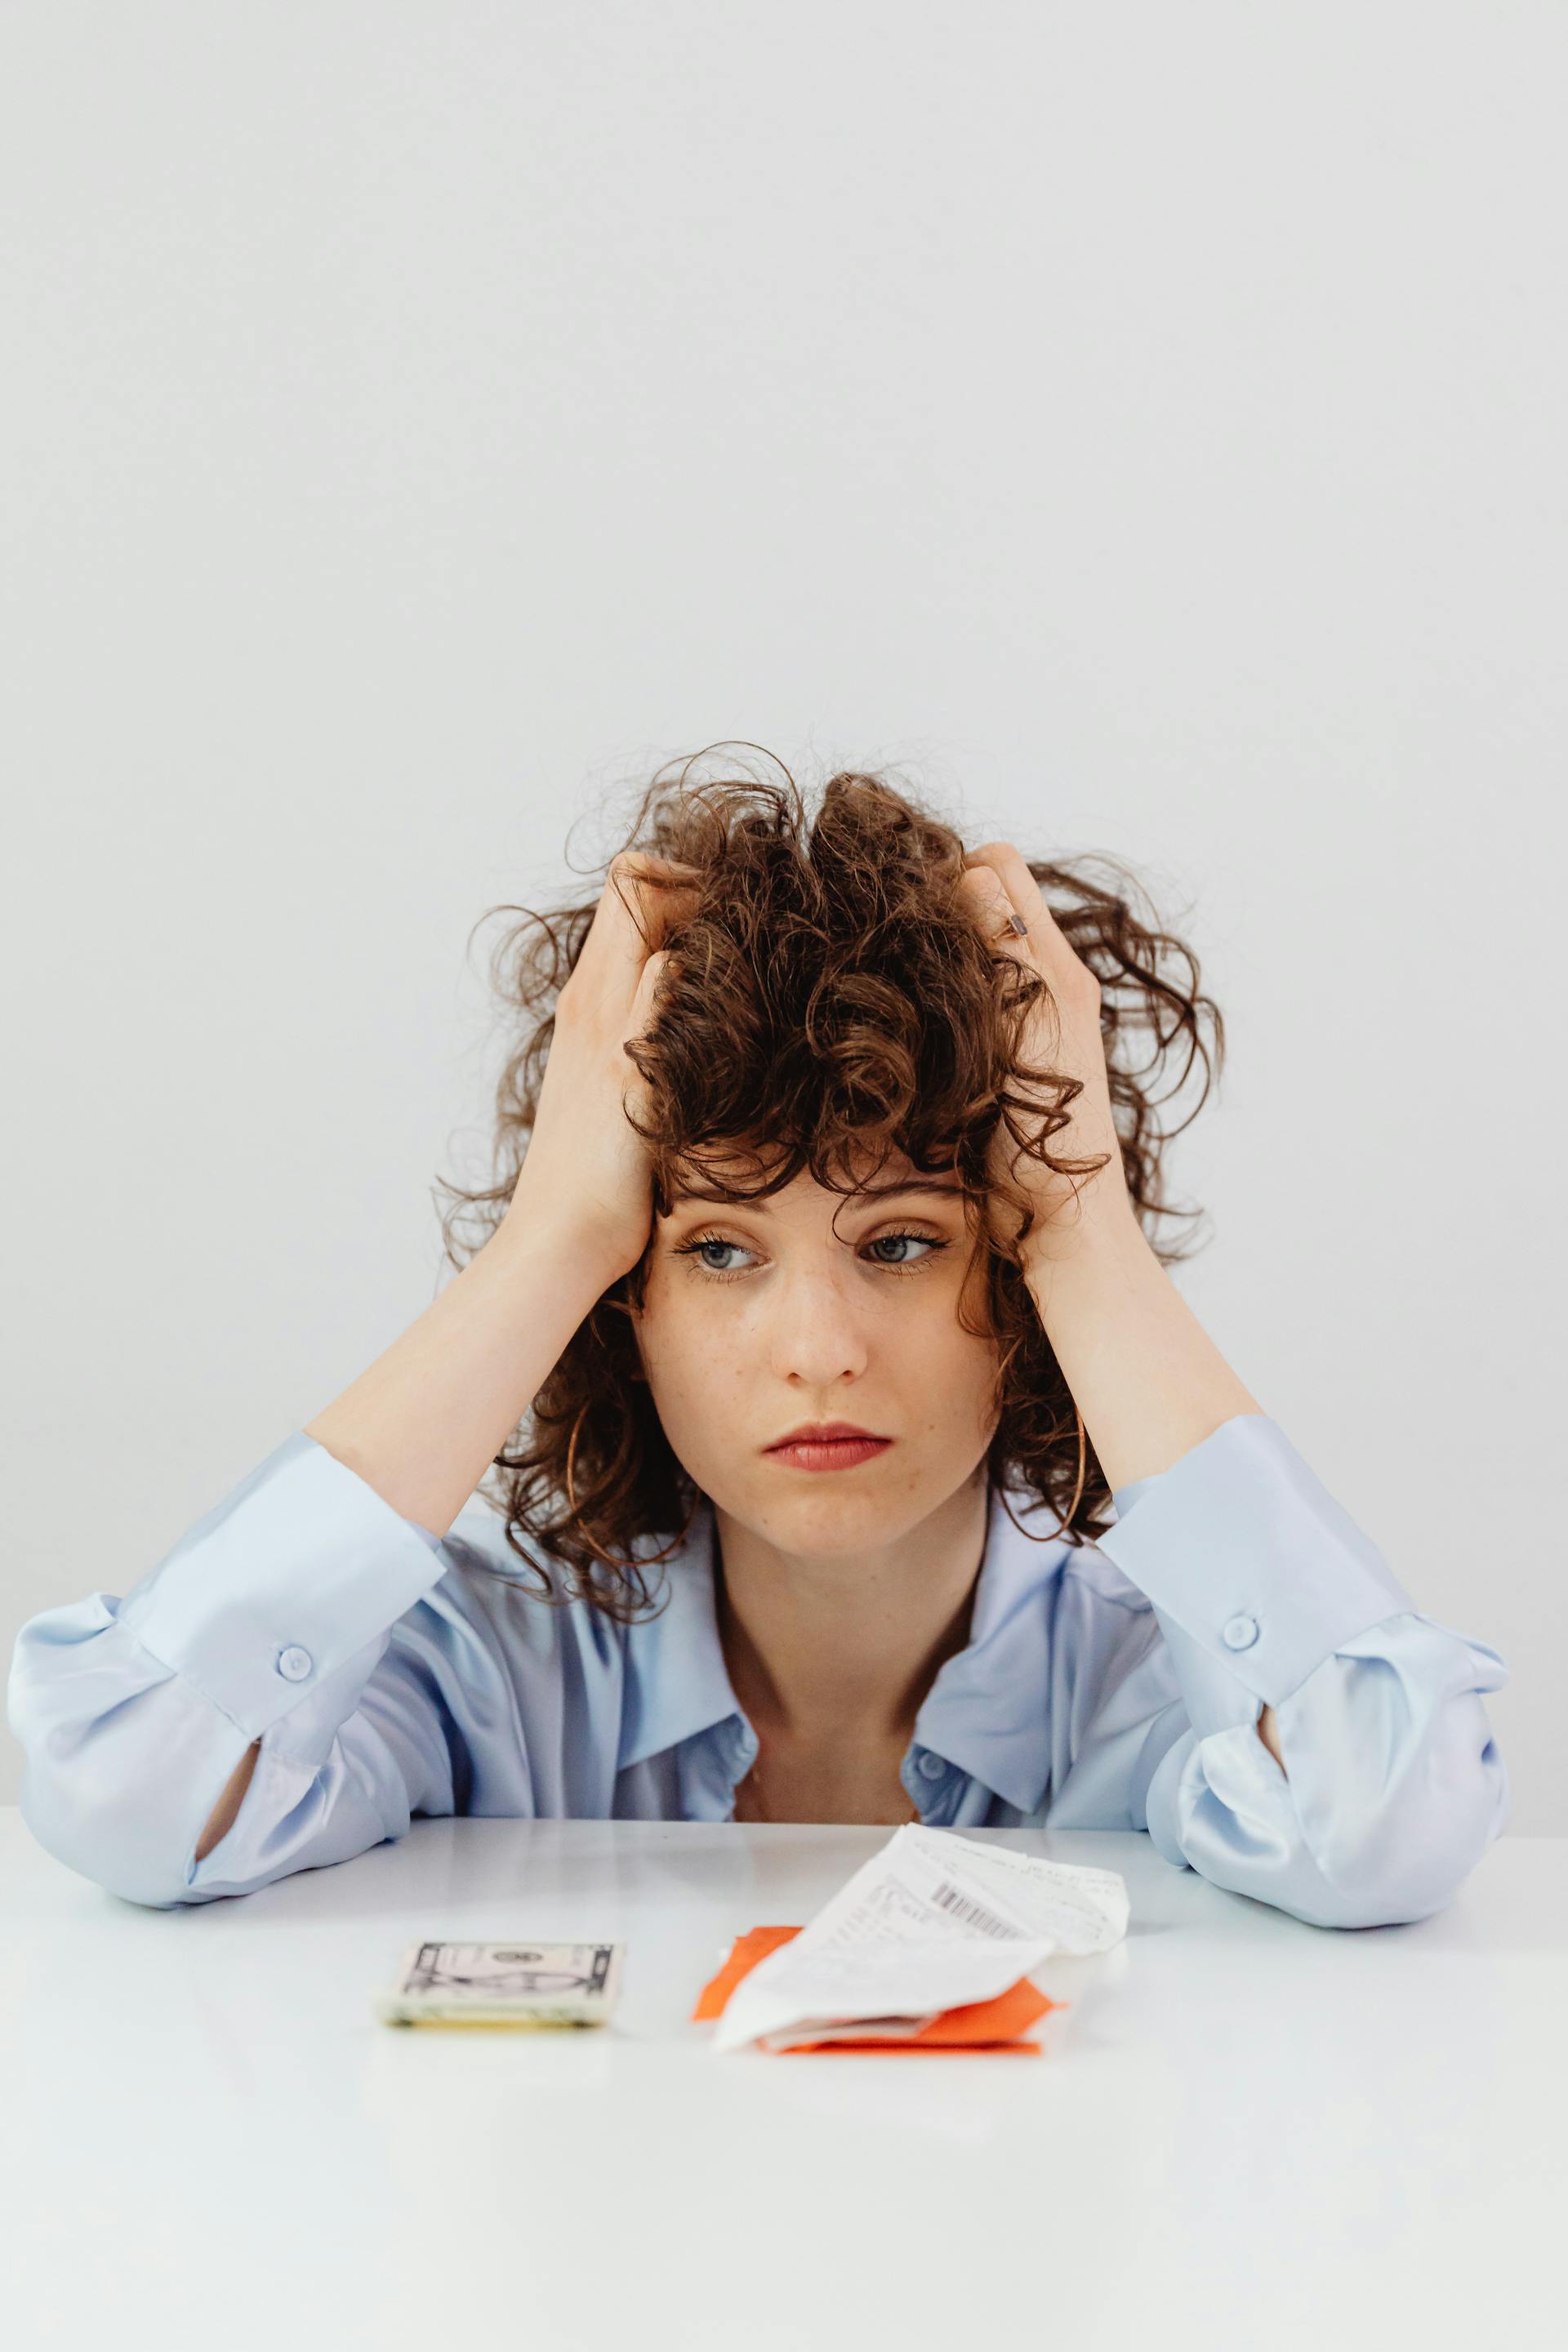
[1222,1614,1260,1650]
[277,1644,314,1682]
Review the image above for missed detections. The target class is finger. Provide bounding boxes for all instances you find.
[585,852,700,979]
[628,944,673,1031]
[954,863,1035,965]
[961,841,1046,935]
[962,840,1079,978]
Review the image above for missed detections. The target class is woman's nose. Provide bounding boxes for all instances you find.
[766,1267,870,1388]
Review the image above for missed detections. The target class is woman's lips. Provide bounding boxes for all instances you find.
[764,1433,893,1472]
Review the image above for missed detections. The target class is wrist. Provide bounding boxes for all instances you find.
[1019,1198,1263,1489]
[494,1190,644,1305]
[1018,1186,1150,1300]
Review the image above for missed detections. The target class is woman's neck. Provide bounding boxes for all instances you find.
[711,1472,989,1749]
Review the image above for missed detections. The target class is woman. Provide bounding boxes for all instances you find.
[8,751,1510,1924]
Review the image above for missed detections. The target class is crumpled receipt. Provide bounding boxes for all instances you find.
[712,1824,1129,2055]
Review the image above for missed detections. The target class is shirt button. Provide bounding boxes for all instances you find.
[1222,1614,1259,1650]
[276,1645,314,1682]
[918,1752,946,1780]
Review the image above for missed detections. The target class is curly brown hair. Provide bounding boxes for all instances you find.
[435,743,1224,1620]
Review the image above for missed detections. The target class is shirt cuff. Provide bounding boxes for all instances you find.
[117,1431,455,1740]
[1111,1471,1163,1520]
[1094,1413,1418,1708]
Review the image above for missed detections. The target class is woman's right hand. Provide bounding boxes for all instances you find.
[501,852,697,1285]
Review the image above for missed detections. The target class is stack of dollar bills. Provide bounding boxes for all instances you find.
[374,1940,625,2029]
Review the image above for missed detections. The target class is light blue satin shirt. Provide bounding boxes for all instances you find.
[7,1411,1510,1927]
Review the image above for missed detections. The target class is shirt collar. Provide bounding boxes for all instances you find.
[616,1503,742,1774]
[909,1482,1067,1813]
[617,1486,1069,1815]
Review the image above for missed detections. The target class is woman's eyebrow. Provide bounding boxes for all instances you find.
[853,1178,966,1200]
[664,1176,964,1209]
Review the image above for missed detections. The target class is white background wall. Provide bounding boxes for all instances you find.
[2,4,1561,1826]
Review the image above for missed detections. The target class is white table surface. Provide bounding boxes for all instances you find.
[2,1809,1561,2352]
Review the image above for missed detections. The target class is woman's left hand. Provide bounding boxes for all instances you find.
[955,840,1135,1264]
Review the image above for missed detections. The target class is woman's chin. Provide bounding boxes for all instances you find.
[716,1474,936,1558]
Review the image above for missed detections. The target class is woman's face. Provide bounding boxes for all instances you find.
[630,1156,1002,1556]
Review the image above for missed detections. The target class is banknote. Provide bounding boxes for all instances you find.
[374,1939,625,2029]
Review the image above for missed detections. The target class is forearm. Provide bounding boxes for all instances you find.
[303,1214,613,1538]
[958,840,1281,1776]
[1022,1203,1264,1499]
[1024,1205,1283,1770]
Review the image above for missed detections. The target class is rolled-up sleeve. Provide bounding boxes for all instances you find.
[7,1432,458,1910]
[1095,1414,1511,1930]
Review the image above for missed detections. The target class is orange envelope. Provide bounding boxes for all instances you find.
[691,1924,1067,2053]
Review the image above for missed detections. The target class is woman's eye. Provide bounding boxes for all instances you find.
[693,1238,751,1272]
[865,1232,942,1265]
[672,1223,945,1279]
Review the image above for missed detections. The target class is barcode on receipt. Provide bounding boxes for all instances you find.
[929,1882,1020,1940]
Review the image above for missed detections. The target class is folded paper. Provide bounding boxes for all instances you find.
[693,1827,1129,2055]
[693,1923,1060,2052]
